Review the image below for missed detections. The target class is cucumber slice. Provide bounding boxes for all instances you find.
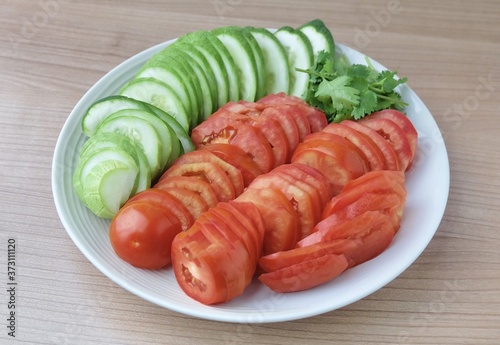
[120,77,190,132]
[144,103,195,155]
[204,31,241,103]
[168,48,215,121]
[212,27,258,102]
[247,27,290,95]
[172,42,218,116]
[177,31,230,108]
[298,19,335,55]
[103,109,173,174]
[136,60,194,120]
[241,28,267,100]
[274,26,314,98]
[79,132,151,192]
[82,95,150,137]
[73,147,139,218]
[96,114,162,177]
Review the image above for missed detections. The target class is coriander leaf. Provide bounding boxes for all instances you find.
[315,76,359,114]
[352,89,378,120]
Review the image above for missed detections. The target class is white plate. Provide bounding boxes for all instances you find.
[52,36,450,323]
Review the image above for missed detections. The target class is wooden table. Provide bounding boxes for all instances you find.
[1,0,499,344]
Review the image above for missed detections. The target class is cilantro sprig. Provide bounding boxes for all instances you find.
[297,51,409,123]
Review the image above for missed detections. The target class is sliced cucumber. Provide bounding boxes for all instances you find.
[82,95,151,137]
[177,31,230,108]
[169,42,218,116]
[103,109,173,173]
[144,103,195,155]
[73,147,139,218]
[120,77,190,132]
[212,27,257,102]
[298,19,335,55]
[79,131,151,192]
[247,27,290,95]
[274,26,314,98]
[241,28,267,100]
[136,60,194,120]
[96,114,162,178]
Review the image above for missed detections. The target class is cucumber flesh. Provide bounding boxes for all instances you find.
[274,26,314,98]
[212,27,258,102]
[298,19,335,55]
[79,131,151,192]
[82,95,150,137]
[96,115,162,178]
[247,27,290,95]
[120,77,190,132]
[241,28,267,100]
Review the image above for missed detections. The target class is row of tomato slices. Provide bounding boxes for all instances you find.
[109,93,418,305]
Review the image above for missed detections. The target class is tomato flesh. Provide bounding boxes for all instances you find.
[155,175,219,208]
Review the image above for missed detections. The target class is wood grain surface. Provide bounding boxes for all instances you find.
[1,0,499,344]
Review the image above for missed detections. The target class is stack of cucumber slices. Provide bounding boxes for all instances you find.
[73,19,336,219]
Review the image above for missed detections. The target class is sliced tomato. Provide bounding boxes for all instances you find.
[110,201,182,269]
[358,117,413,171]
[297,210,391,247]
[247,174,317,239]
[155,176,219,208]
[126,188,194,231]
[157,186,209,219]
[172,149,244,196]
[285,163,333,206]
[323,122,385,171]
[258,253,348,293]
[201,143,261,187]
[291,139,368,195]
[171,230,228,304]
[159,161,235,202]
[363,109,418,168]
[260,106,300,157]
[341,120,400,171]
[340,170,407,198]
[236,188,300,255]
[219,100,266,115]
[271,104,312,142]
[227,200,266,254]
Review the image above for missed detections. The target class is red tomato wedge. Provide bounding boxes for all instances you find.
[159,161,236,202]
[341,120,400,171]
[363,109,418,168]
[236,188,300,255]
[323,122,386,171]
[126,188,194,231]
[258,253,348,293]
[156,186,209,219]
[171,149,244,196]
[356,117,413,171]
[155,175,219,208]
[171,231,229,305]
[201,143,261,187]
[297,210,392,247]
[110,201,182,269]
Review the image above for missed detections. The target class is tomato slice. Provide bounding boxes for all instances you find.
[271,104,312,142]
[157,186,209,219]
[155,176,219,208]
[227,200,266,255]
[191,115,275,174]
[110,201,182,269]
[297,210,391,247]
[159,161,236,202]
[247,173,317,239]
[341,170,407,198]
[126,188,194,231]
[260,106,300,158]
[258,253,348,293]
[219,100,266,115]
[364,109,418,168]
[292,139,368,195]
[341,120,400,171]
[323,122,386,171]
[171,231,228,304]
[236,188,300,255]
[171,149,244,196]
[358,117,413,171]
[201,143,261,187]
